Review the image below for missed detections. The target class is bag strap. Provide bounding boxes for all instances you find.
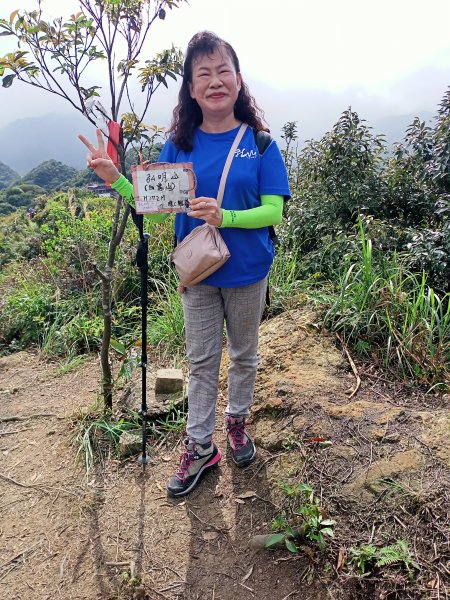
[216,123,248,207]
[254,129,272,155]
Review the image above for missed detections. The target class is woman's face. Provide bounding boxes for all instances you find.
[189,48,241,121]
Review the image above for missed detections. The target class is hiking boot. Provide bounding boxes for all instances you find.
[226,416,256,467]
[167,438,221,498]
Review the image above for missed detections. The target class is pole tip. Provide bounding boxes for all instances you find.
[138,453,151,465]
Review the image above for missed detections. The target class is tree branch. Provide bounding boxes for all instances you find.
[92,262,108,283]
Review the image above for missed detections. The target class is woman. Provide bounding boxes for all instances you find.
[79,31,290,497]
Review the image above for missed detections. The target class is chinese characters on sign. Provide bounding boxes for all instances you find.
[131,162,196,214]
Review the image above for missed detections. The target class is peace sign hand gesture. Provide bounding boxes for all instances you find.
[78,128,120,184]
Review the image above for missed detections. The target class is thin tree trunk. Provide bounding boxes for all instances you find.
[97,146,129,410]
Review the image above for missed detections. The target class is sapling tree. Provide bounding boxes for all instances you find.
[0,0,185,408]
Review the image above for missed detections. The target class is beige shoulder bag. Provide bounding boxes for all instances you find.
[170,123,248,292]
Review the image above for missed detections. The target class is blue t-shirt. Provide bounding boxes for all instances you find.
[159,124,290,288]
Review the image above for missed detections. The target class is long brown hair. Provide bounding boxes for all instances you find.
[167,31,268,151]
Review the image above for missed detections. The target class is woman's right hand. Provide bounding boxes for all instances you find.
[78,128,120,184]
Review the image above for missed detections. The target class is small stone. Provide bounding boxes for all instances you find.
[154,368,184,394]
[383,433,401,443]
[119,430,148,458]
[329,445,357,459]
[276,380,292,396]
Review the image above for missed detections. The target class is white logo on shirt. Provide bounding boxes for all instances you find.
[235,147,257,159]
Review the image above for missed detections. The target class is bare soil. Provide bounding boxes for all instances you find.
[1,308,449,600]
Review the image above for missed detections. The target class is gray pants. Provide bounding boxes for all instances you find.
[182,278,268,444]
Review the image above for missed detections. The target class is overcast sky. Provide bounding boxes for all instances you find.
[1,0,449,138]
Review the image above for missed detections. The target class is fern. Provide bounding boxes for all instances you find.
[376,540,418,571]
[351,540,419,575]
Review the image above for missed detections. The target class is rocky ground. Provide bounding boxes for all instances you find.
[0,308,449,599]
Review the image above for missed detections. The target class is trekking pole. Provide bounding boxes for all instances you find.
[135,232,151,465]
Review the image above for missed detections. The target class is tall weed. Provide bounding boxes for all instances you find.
[266,247,305,315]
[324,222,449,388]
[148,271,185,359]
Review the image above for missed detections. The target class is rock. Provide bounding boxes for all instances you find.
[342,449,425,500]
[154,368,184,394]
[329,445,357,460]
[119,429,150,458]
[327,400,402,424]
[276,380,293,396]
[249,527,305,549]
[253,396,285,414]
[121,367,187,418]
[253,416,294,451]
[367,429,400,443]
[418,412,450,467]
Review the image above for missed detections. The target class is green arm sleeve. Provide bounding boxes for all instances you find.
[111,174,170,224]
[220,195,284,229]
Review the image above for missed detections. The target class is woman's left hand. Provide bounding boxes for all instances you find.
[188,196,223,227]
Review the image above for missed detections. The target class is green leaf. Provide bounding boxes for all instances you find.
[2,74,15,88]
[118,360,132,381]
[110,338,126,354]
[321,528,334,538]
[265,533,285,548]
[285,538,299,553]
[297,483,314,494]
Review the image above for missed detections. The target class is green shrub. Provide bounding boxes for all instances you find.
[285,90,450,292]
[0,280,56,349]
[0,190,182,358]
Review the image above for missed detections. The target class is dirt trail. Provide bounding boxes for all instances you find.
[0,309,449,600]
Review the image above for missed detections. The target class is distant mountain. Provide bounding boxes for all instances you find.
[0,108,437,175]
[0,161,20,190]
[0,159,98,217]
[21,159,77,192]
[0,112,93,174]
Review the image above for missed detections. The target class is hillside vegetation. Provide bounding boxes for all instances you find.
[0,141,164,217]
[0,161,19,189]
[20,159,78,191]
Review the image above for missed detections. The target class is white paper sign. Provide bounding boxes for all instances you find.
[131,162,196,214]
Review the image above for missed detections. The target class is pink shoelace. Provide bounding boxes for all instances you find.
[228,418,247,450]
[175,442,195,480]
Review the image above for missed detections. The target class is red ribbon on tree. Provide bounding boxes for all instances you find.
[107,120,121,168]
